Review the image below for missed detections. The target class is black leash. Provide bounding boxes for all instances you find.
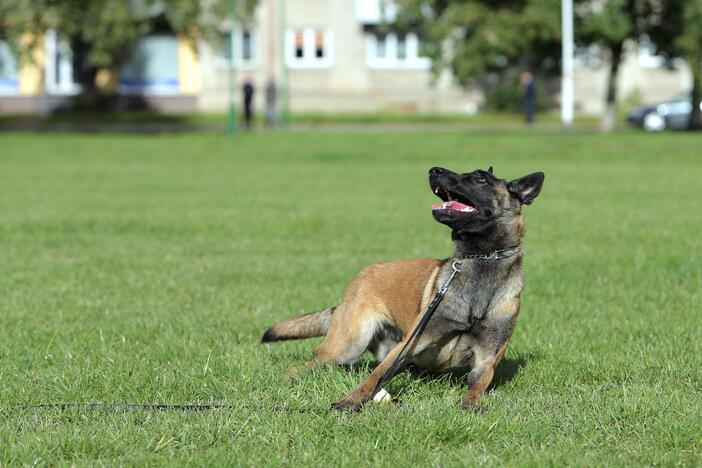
[16,403,233,411]
[3,402,321,414]
[370,260,462,400]
[8,249,521,413]
[369,247,521,401]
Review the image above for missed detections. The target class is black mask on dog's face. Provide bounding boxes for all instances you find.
[428,167,544,234]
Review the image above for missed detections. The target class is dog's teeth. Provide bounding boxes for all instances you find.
[434,187,439,194]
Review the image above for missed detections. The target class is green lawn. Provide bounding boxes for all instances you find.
[0,130,700,465]
[0,109,601,129]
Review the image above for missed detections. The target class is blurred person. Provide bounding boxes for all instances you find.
[521,72,536,125]
[265,78,277,128]
[242,78,255,129]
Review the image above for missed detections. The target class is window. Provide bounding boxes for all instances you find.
[367,32,430,69]
[294,31,304,58]
[242,31,253,61]
[217,28,258,69]
[314,31,325,58]
[376,34,387,58]
[285,28,333,69]
[44,30,81,95]
[396,35,407,60]
[120,34,179,95]
[0,40,19,95]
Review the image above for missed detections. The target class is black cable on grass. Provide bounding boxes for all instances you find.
[2,402,325,414]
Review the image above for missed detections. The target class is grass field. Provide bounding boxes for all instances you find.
[0,110,601,131]
[0,130,700,465]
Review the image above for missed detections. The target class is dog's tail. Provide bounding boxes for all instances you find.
[261,307,335,343]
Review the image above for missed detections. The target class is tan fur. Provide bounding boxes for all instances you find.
[461,341,510,409]
[419,265,441,313]
[263,167,544,411]
[310,259,442,366]
[492,297,521,318]
[273,256,523,410]
[354,259,442,331]
[324,260,522,410]
[263,308,333,341]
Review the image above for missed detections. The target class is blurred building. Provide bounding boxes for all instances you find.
[0,31,200,113]
[0,0,694,116]
[197,0,479,114]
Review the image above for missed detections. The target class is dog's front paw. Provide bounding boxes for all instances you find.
[285,366,303,382]
[461,397,485,413]
[331,397,364,412]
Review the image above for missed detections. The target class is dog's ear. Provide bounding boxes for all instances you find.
[508,172,544,205]
[487,166,493,174]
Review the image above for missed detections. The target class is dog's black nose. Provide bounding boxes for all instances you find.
[429,167,447,176]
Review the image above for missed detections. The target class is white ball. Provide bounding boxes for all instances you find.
[373,388,392,403]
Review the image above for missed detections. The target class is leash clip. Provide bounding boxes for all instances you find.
[439,261,462,295]
[371,259,463,399]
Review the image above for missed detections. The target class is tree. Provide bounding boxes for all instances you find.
[647,0,702,130]
[0,0,257,95]
[577,0,652,131]
[395,0,563,109]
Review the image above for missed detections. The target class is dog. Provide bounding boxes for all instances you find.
[261,166,544,411]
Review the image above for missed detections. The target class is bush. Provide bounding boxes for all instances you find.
[483,78,552,114]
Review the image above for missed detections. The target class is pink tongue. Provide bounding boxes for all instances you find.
[432,200,473,211]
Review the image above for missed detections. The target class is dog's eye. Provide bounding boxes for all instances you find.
[476,176,487,184]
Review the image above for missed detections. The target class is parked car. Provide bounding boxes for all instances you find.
[627,93,702,131]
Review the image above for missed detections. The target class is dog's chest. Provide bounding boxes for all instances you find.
[411,263,524,372]
[443,261,523,323]
[412,333,476,372]
[441,269,503,325]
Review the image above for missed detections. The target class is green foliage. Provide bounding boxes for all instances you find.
[0,0,258,68]
[483,77,552,113]
[621,87,644,109]
[676,6,702,79]
[577,0,640,46]
[0,131,701,464]
[675,1,702,62]
[575,0,650,125]
[678,1,702,128]
[396,0,563,86]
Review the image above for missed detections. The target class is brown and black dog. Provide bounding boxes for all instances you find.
[262,166,544,411]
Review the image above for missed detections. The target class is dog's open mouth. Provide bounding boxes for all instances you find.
[431,185,478,213]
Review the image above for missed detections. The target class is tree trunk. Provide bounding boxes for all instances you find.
[689,61,702,130]
[71,38,99,94]
[601,43,622,133]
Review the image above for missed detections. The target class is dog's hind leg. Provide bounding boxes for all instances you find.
[331,341,405,411]
[314,301,383,365]
[331,325,437,411]
[287,299,384,379]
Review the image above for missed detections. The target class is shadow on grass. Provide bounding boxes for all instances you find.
[400,349,539,393]
[489,351,538,391]
[294,348,539,392]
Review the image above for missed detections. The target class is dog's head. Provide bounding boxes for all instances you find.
[429,166,544,236]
